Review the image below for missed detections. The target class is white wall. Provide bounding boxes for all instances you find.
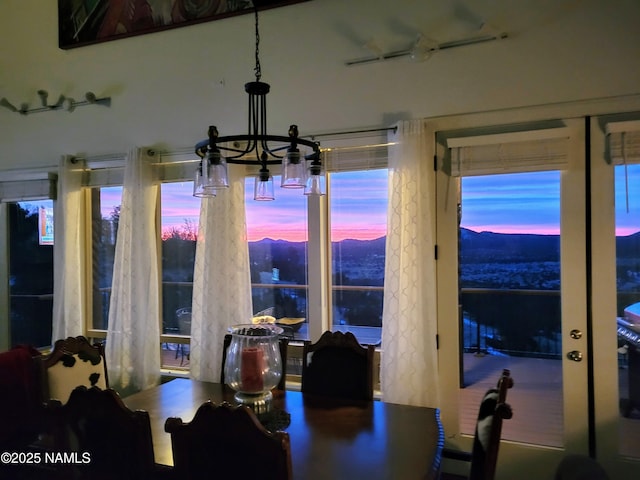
[1,0,639,170]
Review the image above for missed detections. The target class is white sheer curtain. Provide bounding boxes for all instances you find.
[106,148,161,395]
[381,119,440,407]
[190,165,253,382]
[52,155,86,341]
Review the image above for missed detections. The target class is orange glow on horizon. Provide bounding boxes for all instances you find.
[246,227,387,243]
[246,227,308,243]
[330,228,386,242]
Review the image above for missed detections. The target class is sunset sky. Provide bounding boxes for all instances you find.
[461,171,561,235]
[101,170,389,242]
[462,166,640,236]
[98,166,640,240]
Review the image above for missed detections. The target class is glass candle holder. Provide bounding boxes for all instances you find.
[224,324,283,410]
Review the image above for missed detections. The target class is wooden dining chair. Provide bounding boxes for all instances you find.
[26,336,109,465]
[442,369,514,480]
[301,330,375,401]
[36,335,108,404]
[45,385,156,480]
[165,401,292,480]
[220,333,289,391]
[0,345,42,451]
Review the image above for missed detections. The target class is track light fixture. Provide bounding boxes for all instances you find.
[0,90,111,115]
[192,6,323,200]
[345,30,507,66]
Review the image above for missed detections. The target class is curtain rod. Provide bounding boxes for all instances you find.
[302,126,397,141]
[154,127,397,160]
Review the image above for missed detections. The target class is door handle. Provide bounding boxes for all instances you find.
[570,329,582,339]
[567,350,583,362]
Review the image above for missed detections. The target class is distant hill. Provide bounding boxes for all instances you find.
[248,236,386,285]
[616,231,640,257]
[248,229,640,267]
[331,237,386,259]
[248,236,386,259]
[460,228,560,263]
[249,237,306,258]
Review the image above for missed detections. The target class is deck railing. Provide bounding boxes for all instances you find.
[22,284,638,361]
[95,284,561,357]
[460,288,562,359]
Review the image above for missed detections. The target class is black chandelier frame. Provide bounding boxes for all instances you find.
[193,6,322,181]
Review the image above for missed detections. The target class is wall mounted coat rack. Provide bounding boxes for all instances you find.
[0,90,111,115]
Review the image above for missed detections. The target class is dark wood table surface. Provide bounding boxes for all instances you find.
[124,378,443,480]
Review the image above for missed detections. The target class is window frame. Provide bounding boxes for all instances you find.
[0,170,57,350]
[83,152,197,352]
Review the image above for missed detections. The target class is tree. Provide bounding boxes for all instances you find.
[9,203,53,294]
[109,205,121,236]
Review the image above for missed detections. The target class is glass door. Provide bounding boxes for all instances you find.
[458,170,564,447]
[591,117,640,479]
[436,118,590,479]
[8,200,54,348]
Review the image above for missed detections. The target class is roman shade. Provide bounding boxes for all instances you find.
[322,142,390,172]
[0,171,56,202]
[79,149,197,187]
[606,120,640,165]
[82,155,126,187]
[445,127,571,177]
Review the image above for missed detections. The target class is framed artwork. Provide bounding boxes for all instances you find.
[58,0,310,50]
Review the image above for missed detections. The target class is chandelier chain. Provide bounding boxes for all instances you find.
[254,7,261,82]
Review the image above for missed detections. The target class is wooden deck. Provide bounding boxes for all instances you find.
[458,352,640,457]
[459,353,563,446]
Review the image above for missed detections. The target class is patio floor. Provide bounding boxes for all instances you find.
[458,352,640,457]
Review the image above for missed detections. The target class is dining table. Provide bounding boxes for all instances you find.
[123,378,444,480]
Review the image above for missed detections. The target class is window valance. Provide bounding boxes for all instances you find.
[322,143,389,172]
[445,127,571,177]
[78,149,198,187]
[606,120,640,165]
[0,170,57,202]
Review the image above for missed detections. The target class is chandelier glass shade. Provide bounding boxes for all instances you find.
[193,7,323,200]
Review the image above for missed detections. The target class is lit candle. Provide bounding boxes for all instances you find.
[241,347,264,392]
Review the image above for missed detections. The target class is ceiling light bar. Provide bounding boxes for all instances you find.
[345,32,508,67]
[0,91,111,115]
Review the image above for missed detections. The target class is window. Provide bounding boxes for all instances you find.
[90,186,122,331]
[458,167,565,447]
[245,175,309,337]
[160,181,199,369]
[0,171,56,349]
[329,169,387,345]
[460,171,561,360]
[77,144,388,374]
[8,200,54,348]
[88,160,199,368]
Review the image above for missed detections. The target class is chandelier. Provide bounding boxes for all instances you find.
[193,6,323,200]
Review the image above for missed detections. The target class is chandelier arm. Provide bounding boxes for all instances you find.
[216,135,319,150]
[194,139,209,157]
[195,135,320,160]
